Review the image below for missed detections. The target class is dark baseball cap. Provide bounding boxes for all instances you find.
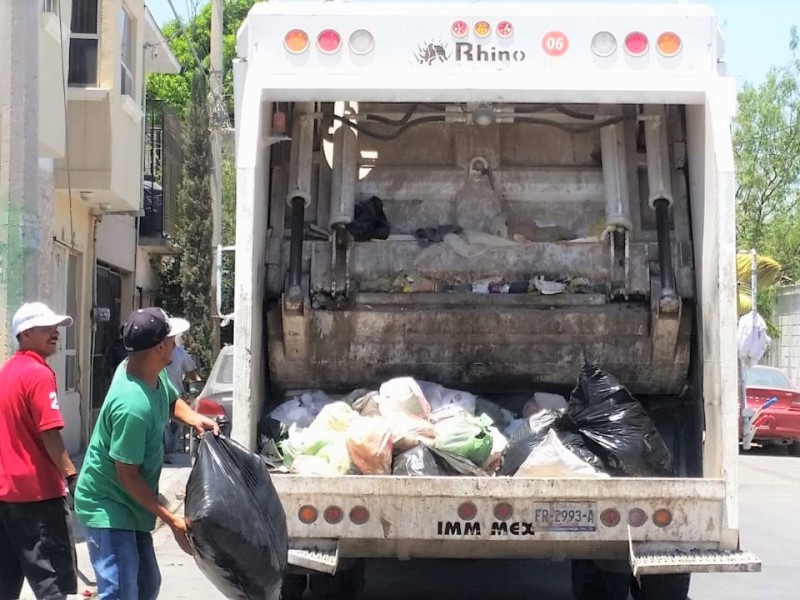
[122,307,190,352]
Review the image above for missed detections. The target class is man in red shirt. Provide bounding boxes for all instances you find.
[0,302,79,600]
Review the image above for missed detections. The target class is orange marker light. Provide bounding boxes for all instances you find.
[657,32,682,57]
[284,29,309,54]
[298,505,318,524]
[474,21,491,38]
[653,508,673,528]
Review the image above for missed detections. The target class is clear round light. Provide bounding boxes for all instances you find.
[317,29,342,54]
[628,508,648,527]
[591,31,617,58]
[624,31,649,57]
[348,29,375,55]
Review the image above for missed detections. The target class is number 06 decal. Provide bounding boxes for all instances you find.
[542,31,569,57]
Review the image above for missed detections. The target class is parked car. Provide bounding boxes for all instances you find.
[189,345,234,460]
[744,365,800,454]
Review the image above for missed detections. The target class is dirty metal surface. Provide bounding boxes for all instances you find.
[266,301,692,394]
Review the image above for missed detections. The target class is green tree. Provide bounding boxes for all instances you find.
[177,71,214,372]
[734,64,800,250]
[734,33,800,328]
[150,2,250,345]
[147,0,259,118]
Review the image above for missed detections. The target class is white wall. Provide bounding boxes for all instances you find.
[772,285,800,387]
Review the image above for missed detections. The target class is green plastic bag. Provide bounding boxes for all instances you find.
[433,415,493,466]
[279,426,349,473]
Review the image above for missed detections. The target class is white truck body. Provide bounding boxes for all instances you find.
[230,0,758,584]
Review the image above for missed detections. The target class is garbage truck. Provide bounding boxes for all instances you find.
[225,1,760,598]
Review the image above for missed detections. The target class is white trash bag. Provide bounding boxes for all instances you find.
[514,430,609,479]
[378,377,431,420]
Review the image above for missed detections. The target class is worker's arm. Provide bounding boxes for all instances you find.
[186,369,202,382]
[115,461,193,555]
[41,429,78,494]
[172,398,221,436]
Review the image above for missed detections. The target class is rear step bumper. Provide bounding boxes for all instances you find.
[288,540,339,574]
[286,537,762,576]
[630,535,761,576]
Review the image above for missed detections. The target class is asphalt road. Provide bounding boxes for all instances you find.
[155,449,800,599]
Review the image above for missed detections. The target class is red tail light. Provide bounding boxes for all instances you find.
[324,505,344,524]
[457,501,478,521]
[195,398,225,417]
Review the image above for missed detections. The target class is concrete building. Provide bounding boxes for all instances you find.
[770,285,800,387]
[38,0,179,453]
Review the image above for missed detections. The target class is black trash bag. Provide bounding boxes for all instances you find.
[556,431,605,473]
[498,409,563,476]
[186,435,288,600]
[347,196,391,241]
[428,446,488,477]
[392,445,441,476]
[568,362,628,412]
[566,364,673,477]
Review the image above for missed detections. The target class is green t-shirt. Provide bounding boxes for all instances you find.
[75,363,179,532]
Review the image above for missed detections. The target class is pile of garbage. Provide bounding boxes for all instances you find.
[259,364,673,479]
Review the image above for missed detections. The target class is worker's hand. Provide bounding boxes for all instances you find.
[169,515,194,556]
[191,413,221,438]
[66,473,78,497]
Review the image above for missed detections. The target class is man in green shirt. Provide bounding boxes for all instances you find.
[74,308,218,600]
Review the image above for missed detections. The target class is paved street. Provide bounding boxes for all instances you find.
[37,450,800,599]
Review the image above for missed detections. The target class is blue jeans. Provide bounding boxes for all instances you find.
[85,527,161,600]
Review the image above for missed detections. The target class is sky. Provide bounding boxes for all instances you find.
[147,0,799,85]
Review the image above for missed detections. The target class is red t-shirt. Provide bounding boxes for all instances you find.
[0,350,66,502]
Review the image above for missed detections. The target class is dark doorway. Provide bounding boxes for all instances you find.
[92,264,123,410]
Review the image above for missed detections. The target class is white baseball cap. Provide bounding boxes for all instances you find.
[12,302,74,337]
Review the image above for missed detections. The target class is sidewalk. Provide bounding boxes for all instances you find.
[19,453,193,600]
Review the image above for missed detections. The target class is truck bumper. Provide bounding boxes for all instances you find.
[274,474,758,573]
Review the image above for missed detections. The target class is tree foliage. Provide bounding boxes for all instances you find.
[151,2,252,352]
[147,0,260,118]
[177,71,214,372]
[734,32,800,329]
[734,65,800,251]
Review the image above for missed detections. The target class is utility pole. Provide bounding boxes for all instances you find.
[209,0,224,355]
[0,0,41,359]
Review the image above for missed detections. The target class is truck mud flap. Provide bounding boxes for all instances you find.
[288,539,340,574]
[629,537,761,576]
